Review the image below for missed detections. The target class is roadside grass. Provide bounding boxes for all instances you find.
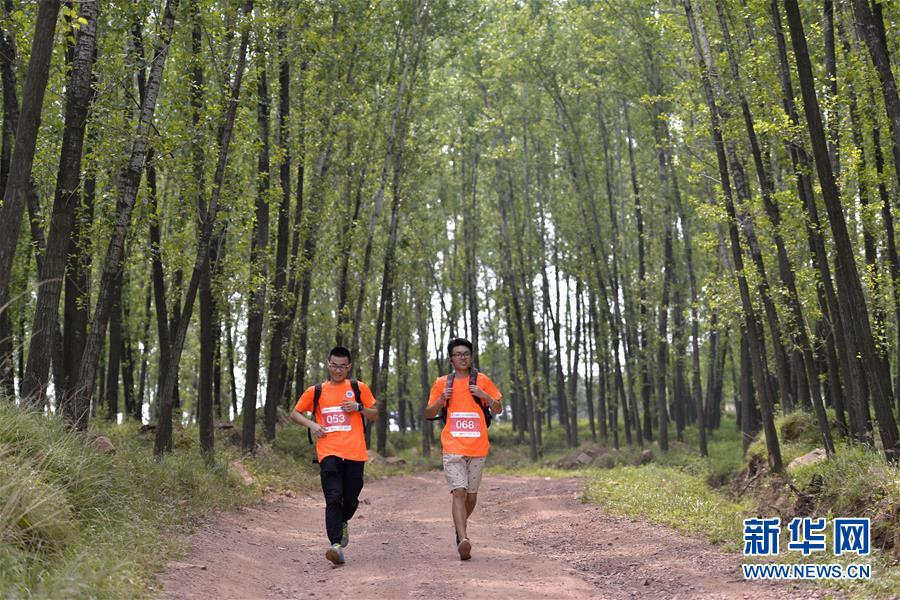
[0,405,319,599]
[583,464,748,549]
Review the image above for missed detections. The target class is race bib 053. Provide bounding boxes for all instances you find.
[321,406,351,432]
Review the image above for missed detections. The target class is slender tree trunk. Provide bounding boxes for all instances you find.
[624,102,652,445]
[416,295,432,456]
[225,312,239,418]
[584,288,597,442]
[137,281,152,420]
[242,46,271,452]
[0,0,62,304]
[156,0,252,455]
[588,287,606,443]
[769,0,852,437]
[851,0,900,194]
[372,144,405,454]
[822,0,840,177]
[351,3,423,357]
[683,0,783,471]
[120,281,136,421]
[21,0,98,407]
[105,272,123,421]
[783,0,898,459]
[568,278,582,445]
[71,0,180,431]
[740,328,759,452]
[716,0,833,453]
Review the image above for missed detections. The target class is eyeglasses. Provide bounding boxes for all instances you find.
[327,362,350,371]
[451,352,471,358]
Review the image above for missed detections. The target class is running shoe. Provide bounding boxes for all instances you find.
[341,521,349,548]
[457,538,472,561]
[325,543,345,565]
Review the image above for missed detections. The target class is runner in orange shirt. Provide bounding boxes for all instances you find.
[424,338,502,561]
[290,346,377,566]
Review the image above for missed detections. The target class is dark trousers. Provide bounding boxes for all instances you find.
[319,455,365,545]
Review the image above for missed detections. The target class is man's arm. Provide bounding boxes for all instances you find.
[340,398,379,422]
[290,409,325,438]
[424,385,451,419]
[471,385,502,414]
[360,403,379,422]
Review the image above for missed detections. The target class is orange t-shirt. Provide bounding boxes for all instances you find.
[295,379,376,462]
[428,371,502,457]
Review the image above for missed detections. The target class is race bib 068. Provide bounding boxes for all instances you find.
[321,406,351,432]
[449,411,481,438]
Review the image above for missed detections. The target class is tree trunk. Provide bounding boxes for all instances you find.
[783,0,898,459]
[136,281,152,421]
[716,0,833,453]
[71,0,180,431]
[351,4,423,358]
[155,0,252,455]
[851,0,900,194]
[416,295,432,456]
[21,0,98,407]
[120,280,137,421]
[242,45,271,453]
[624,102,652,445]
[568,277,582,446]
[372,144,405,454]
[105,272,123,421]
[683,0,783,471]
[769,0,852,438]
[0,0,62,305]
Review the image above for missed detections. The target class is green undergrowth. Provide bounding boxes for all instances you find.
[0,405,319,599]
[583,464,748,548]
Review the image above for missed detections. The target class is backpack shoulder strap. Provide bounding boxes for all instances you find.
[350,379,366,437]
[308,383,324,445]
[470,368,493,426]
[440,372,455,422]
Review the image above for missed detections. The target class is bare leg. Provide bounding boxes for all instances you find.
[451,488,468,540]
[465,492,477,518]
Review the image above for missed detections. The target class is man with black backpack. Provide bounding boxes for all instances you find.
[424,337,502,561]
[290,346,378,566]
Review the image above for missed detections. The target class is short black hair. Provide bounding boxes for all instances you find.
[328,346,352,362]
[447,338,473,356]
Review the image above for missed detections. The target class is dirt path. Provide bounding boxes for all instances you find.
[158,472,829,599]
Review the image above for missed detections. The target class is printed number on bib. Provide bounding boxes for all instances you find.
[321,406,351,432]
[449,411,482,438]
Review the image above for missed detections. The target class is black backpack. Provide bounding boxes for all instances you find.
[428,368,492,428]
[307,379,365,446]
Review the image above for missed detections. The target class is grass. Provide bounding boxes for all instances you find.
[0,404,320,599]
[583,464,748,549]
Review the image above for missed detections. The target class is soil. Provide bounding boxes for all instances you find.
[157,472,833,599]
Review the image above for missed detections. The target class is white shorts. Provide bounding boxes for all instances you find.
[442,453,487,493]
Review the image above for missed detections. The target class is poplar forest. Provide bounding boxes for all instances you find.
[4,0,900,473]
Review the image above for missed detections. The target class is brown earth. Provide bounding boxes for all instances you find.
[157,472,833,599]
